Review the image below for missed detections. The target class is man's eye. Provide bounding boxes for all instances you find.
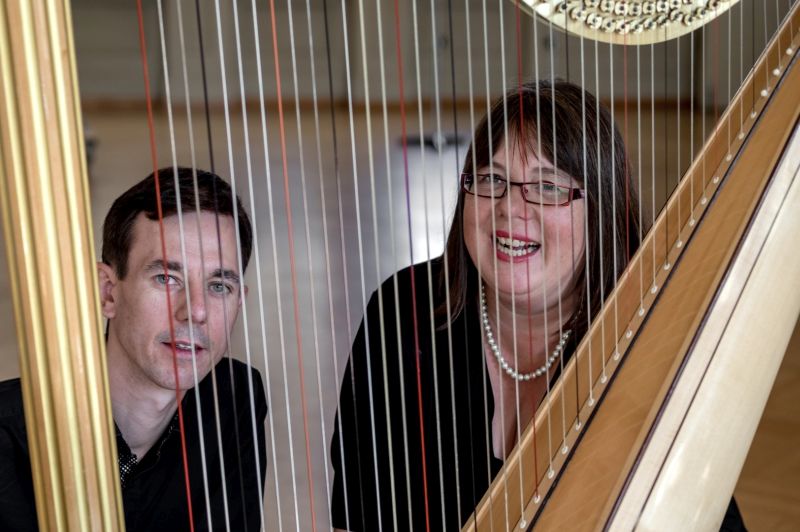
[155,274,178,286]
[209,282,232,294]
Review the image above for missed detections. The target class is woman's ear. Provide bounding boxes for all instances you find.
[97,262,118,319]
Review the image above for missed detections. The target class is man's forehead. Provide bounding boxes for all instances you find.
[129,213,241,270]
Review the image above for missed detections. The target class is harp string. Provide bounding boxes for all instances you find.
[589,34,600,408]
[702,21,707,204]
[536,11,553,481]
[497,0,514,526]
[336,0,389,529]
[318,0,360,528]
[513,0,531,516]
[281,0,333,524]
[227,0,272,526]
[297,0,340,525]
[463,0,497,523]
[526,2,543,504]
[133,0,195,529]
[244,0,287,528]
[355,0,403,528]
[635,35,643,311]
[157,1,248,528]
[170,1,217,526]
[473,0,508,524]
[675,33,681,250]
[208,1,253,527]
[689,30,695,225]
[740,0,745,133]
[190,0,248,527]
[390,0,433,528]
[374,0,418,526]
[578,0,591,435]
[649,42,656,295]
[556,0,570,471]
[430,0,463,524]
[442,0,467,518]
[409,0,444,526]
[419,0,460,525]
[264,0,320,528]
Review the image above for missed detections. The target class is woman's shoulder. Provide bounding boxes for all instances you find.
[374,257,446,302]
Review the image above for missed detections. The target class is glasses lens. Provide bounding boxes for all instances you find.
[473,174,506,198]
[524,182,570,205]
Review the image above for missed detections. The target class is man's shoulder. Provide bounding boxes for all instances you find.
[0,378,25,421]
[205,359,265,409]
[212,357,260,382]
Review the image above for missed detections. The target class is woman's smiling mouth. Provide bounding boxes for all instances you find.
[494,232,541,261]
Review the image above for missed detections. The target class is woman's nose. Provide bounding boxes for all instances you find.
[498,182,534,220]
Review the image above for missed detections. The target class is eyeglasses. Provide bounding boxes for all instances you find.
[461,173,585,206]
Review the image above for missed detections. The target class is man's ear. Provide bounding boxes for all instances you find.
[97,262,118,319]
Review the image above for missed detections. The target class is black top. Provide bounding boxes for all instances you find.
[330,259,747,531]
[0,358,267,532]
[331,259,502,531]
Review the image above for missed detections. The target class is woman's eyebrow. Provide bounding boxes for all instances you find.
[484,160,507,171]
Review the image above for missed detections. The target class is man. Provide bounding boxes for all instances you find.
[0,167,267,531]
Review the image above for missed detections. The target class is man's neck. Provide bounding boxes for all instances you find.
[111,385,183,459]
[106,344,185,459]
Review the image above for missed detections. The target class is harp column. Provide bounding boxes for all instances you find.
[0,1,123,531]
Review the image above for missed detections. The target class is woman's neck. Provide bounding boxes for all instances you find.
[482,286,577,374]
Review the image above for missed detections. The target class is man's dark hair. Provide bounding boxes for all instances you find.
[101,167,253,278]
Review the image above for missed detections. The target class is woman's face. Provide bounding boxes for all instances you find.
[462,138,586,312]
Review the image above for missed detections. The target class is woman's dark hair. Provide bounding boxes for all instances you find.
[438,79,640,341]
[101,166,253,278]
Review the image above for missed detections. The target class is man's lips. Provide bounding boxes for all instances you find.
[162,341,205,355]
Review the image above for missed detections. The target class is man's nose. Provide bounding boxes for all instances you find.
[174,280,207,325]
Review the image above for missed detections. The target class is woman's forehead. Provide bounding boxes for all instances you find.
[486,139,550,166]
[479,142,582,186]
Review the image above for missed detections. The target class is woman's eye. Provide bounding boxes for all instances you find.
[477,173,504,184]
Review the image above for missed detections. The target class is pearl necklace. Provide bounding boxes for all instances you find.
[480,284,571,381]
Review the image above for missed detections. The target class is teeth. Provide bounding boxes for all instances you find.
[175,343,193,350]
[495,235,539,257]
[496,235,538,248]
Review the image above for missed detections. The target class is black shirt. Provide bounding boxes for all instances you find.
[0,358,267,532]
[331,260,502,531]
[330,259,747,531]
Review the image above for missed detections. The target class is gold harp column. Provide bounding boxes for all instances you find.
[0,1,124,531]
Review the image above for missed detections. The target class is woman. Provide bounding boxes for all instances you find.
[329,80,739,530]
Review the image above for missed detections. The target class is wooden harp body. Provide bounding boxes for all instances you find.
[0,1,798,531]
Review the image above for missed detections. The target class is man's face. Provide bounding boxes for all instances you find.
[98,211,244,395]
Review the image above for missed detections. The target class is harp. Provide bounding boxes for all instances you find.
[0,1,798,531]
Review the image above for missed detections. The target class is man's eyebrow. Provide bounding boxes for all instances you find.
[144,259,183,273]
[210,268,241,284]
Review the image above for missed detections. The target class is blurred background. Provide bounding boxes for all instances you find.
[0,0,797,529]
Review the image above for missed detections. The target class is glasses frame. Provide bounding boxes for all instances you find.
[460,172,585,206]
